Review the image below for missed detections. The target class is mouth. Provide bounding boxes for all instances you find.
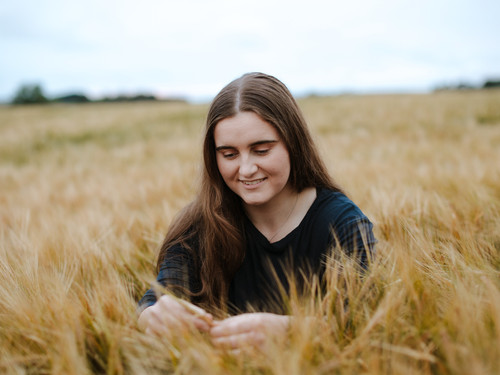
[240,178,266,186]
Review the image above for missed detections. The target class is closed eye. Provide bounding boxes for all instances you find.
[254,149,270,155]
[251,140,277,155]
[222,151,238,159]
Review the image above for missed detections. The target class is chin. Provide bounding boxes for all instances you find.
[242,195,272,207]
[238,193,262,205]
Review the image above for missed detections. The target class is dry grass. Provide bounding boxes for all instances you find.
[1,90,499,374]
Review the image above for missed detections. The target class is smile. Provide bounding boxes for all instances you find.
[241,178,266,186]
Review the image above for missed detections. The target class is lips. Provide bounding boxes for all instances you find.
[241,178,266,186]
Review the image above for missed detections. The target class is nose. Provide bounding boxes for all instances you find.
[239,154,258,177]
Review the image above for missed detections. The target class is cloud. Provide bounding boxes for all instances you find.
[1,0,499,101]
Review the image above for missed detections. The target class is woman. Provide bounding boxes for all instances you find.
[138,72,376,350]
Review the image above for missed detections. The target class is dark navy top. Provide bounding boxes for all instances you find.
[139,188,376,314]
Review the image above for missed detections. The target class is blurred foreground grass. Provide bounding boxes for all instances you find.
[0,90,499,374]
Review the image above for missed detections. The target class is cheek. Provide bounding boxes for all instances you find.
[216,157,233,182]
[278,166,291,183]
[270,153,291,179]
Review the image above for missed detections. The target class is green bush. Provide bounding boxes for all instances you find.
[12,84,48,104]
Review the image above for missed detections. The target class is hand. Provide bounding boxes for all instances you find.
[210,313,290,352]
[138,295,213,339]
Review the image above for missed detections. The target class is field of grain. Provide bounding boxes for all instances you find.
[1,90,499,374]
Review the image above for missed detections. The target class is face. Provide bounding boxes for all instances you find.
[213,111,291,208]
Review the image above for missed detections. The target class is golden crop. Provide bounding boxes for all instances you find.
[1,90,499,374]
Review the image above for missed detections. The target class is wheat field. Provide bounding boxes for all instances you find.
[0,90,499,374]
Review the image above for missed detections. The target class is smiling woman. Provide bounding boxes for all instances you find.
[137,72,376,352]
[214,112,292,210]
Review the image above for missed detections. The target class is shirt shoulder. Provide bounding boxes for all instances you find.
[306,188,376,256]
[310,188,369,227]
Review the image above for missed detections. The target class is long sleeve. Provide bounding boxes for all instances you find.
[333,216,376,269]
[138,243,200,310]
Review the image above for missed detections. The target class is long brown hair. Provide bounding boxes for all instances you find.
[157,72,342,310]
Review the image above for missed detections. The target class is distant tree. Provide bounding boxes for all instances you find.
[433,81,477,92]
[483,80,500,89]
[129,94,157,101]
[456,82,475,90]
[53,94,90,103]
[12,84,48,104]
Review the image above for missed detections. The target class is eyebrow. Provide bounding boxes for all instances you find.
[215,140,278,151]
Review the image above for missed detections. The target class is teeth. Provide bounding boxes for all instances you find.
[242,178,265,185]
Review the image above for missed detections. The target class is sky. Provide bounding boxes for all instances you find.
[1,0,499,102]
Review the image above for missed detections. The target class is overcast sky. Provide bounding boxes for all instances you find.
[1,0,499,102]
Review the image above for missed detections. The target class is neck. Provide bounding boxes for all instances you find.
[244,186,297,228]
[244,186,317,243]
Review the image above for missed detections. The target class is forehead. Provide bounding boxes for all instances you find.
[214,112,279,146]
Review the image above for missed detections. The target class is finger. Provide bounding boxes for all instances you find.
[169,308,212,332]
[177,298,209,316]
[158,295,213,326]
[156,301,212,334]
[157,295,186,314]
[152,301,194,331]
[210,315,255,337]
[177,300,213,326]
[192,317,213,332]
[212,332,261,349]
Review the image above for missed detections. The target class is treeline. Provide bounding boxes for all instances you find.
[8,79,500,105]
[9,84,186,105]
[434,79,500,92]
